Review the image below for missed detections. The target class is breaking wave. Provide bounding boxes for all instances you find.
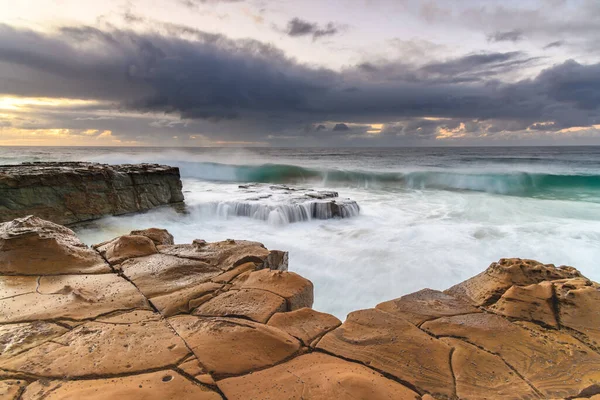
[178,161,600,200]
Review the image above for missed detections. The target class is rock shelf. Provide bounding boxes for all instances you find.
[1,215,599,399]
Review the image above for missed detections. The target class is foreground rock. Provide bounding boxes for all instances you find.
[1,218,599,399]
[0,162,184,225]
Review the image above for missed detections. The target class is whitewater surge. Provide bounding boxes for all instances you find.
[189,184,360,225]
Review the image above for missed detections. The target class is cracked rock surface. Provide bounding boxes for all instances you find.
[1,218,599,399]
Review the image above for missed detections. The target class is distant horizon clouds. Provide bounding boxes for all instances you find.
[0,0,599,146]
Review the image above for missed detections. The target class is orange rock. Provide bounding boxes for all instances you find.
[317,308,454,398]
[487,281,558,327]
[422,313,600,398]
[168,315,300,378]
[240,269,314,310]
[130,228,175,245]
[555,277,600,349]
[96,235,158,265]
[0,380,25,400]
[0,321,69,361]
[0,273,149,323]
[267,307,341,345]
[0,311,189,378]
[376,288,481,326]
[441,338,539,399]
[20,371,221,399]
[159,240,269,271]
[0,216,109,274]
[446,258,581,306]
[211,262,258,283]
[195,289,286,323]
[218,352,420,400]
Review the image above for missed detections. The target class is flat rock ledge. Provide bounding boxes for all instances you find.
[1,216,600,400]
[0,162,185,225]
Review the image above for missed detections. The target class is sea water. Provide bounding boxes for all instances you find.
[2,146,599,319]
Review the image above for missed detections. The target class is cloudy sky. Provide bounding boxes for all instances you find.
[0,0,599,146]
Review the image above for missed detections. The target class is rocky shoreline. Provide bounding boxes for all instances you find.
[0,162,185,225]
[1,215,599,399]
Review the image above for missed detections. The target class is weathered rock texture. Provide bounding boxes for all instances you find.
[1,218,599,400]
[0,162,184,225]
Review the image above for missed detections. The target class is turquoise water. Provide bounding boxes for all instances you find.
[3,146,600,318]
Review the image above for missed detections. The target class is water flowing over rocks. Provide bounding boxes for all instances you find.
[198,184,360,224]
[0,162,185,225]
[1,217,599,399]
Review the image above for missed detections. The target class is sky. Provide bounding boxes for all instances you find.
[0,0,599,146]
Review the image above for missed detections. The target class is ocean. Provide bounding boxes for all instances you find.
[2,146,600,319]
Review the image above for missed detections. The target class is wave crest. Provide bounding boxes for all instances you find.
[178,161,600,199]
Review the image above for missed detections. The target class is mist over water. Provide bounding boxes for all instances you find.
[3,146,600,319]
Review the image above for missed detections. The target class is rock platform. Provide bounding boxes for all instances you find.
[1,216,599,399]
[0,162,184,225]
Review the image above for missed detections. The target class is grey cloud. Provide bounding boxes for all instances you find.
[543,40,564,49]
[285,18,339,40]
[180,0,243,6]
[332,123,350,131]
[0,23,599,143]
[487,30,524,42]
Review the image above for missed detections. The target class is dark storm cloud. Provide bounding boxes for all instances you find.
[332,123,350,131]
[285,18,338,40]
[1,23,600,142]
[487,30,524,42]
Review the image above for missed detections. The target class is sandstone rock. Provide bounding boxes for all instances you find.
[0,273,149,323]
[195,289,287,323]
[118,253,222,298]
[446,258,581,306]
[422,313,600,398]
[20,371,221,400]
[0,380,25,400]
[0,162,184,225]
[168,316,300,378]
[0,321,69,361]
[376,288,481,326]
[487,281,558,327]
[0,311,189,378]
[555,277,600,348]
[131,228,175,245]
[260,250,289,271]
[441,338,539,399]
[211,262,258,283]
[0,275,38,299]
[95,235,158,265]
[177,356,206,378]
[218,352,420,400]
[267,307,341,345]
[158,240,269,271]
[240,269,314,310]
[150,282,223,317]
[317,308,455,398]
[0,216,109,274]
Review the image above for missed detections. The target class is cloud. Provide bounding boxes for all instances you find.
[487,30,524,42]
[543,40,564,49]
[180,0,243,7]
[0,23,599,144]
[332,123,350,131]
[284,18,339,40]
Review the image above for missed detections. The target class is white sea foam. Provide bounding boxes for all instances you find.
[76,177,600,319]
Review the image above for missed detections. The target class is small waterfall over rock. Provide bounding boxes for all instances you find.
[194,184,360,225]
